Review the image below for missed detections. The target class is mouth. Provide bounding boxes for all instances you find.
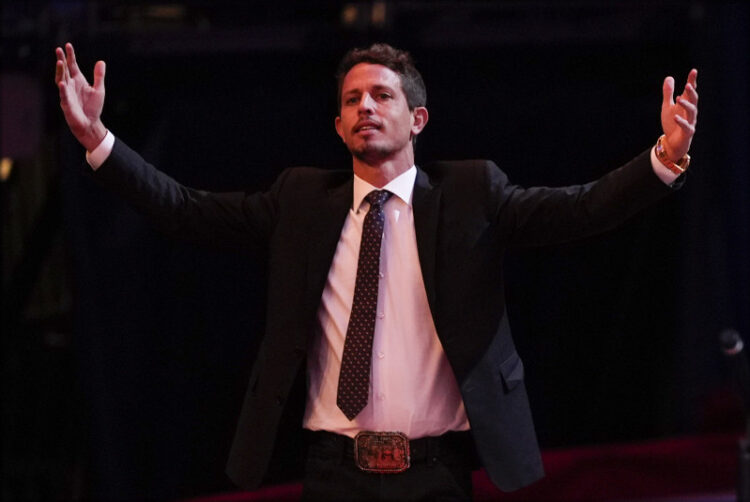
[354,121,381,133]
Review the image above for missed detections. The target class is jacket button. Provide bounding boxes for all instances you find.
[276,395,284,406]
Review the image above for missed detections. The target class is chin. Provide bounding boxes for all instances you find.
[350,143,393,162]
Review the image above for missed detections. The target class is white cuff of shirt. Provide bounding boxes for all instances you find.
[85,130,115,170]
[650,146,680,185]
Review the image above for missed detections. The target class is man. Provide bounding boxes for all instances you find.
[55,42,698,501]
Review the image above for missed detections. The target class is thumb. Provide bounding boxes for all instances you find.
[662,76,674,108]
[93,60,106,91]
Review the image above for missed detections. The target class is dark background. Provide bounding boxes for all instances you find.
[2,1,748,499]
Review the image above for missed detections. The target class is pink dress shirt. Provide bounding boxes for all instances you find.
[302,167,471,439]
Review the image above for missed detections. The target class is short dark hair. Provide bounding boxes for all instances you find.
[335,43,427,112]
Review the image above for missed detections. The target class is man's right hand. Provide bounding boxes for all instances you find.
[55,42,108,152]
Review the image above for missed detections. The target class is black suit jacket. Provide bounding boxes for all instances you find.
[91,139,678,492]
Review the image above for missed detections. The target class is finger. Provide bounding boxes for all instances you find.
[687,68,698,90]
[674,114,696,135]
[676,96,698,123]
[58,82,69,106]
[66,43,81,77]
[58,77,70,106]
[55,60,64,85]
[662,76,675,108]
[93,60,106,91]
[682,82,699,105]
[56,46,70,81]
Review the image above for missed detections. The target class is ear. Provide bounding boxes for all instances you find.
[410,107,429,136]
[335,116,345,142]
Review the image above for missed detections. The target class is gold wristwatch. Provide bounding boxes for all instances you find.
[655,135,690,174]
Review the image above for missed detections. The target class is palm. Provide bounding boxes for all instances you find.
[61,70,104,132]
[659,70,698,161]
[55,43,107,150]
[661,101,687,151]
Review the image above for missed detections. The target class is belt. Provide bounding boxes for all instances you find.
[306,429,474,473]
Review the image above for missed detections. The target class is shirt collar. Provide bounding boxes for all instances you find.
[352,165,417,211]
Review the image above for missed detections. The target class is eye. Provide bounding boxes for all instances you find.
[377,93,392,100]
[345,96,359,105]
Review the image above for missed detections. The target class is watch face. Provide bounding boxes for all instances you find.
[656,136,687,174]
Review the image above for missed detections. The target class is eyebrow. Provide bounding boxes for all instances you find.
[342,84,396,96]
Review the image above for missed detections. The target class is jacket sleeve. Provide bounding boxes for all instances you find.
[489,149,683,248]
[87,137,288,251]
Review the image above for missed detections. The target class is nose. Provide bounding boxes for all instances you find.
[358,92,375,113]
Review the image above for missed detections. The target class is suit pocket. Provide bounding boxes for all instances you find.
[495,351,525,394]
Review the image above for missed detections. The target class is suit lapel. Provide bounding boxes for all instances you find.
[306,178,353,304]
[412,167,441,315]
[304,170,441,323]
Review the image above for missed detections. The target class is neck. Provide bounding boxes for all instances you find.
[351,151,414,188]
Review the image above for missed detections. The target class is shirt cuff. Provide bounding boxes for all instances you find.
[650,146,680,185]
[85,130,115,170]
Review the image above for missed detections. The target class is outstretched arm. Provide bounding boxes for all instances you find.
[493,69,700,248]
[660,69,699,162]
[55,42,107,152]
[53,42,279,249]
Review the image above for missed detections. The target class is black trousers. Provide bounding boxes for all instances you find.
[301,431,475,502]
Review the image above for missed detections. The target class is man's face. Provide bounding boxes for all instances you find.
[335,63,426,164]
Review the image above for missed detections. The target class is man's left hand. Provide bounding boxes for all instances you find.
[660,69,699,161]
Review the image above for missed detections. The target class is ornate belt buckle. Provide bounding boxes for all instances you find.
[354,431,410,473]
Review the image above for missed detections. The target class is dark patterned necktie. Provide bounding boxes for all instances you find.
[337,189,392,420]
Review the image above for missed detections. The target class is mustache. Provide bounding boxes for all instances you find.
[354,119,382,131]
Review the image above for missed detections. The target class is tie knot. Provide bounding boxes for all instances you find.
[365,190,392,210]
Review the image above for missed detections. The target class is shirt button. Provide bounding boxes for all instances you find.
[379,272,385,279]
[377,352,385,359]
[377,393,385,401]
[377,312,384,319]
